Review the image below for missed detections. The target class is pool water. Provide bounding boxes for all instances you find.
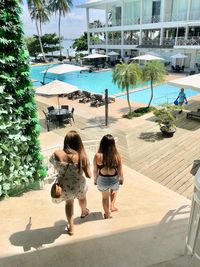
[120,84,199,106]
[31,64,199,106]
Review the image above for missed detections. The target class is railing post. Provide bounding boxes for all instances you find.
[105,89,108,126]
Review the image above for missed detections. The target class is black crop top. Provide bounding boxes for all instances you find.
[97,164,118,177]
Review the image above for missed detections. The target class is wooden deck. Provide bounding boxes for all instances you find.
[114,98,200,200]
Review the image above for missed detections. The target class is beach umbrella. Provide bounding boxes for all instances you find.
[42,64,89,75]
[168,73,200,92]
[107,51,119,56]
[130,54,165,61]
[83,53,109,59]
[35,80,79,109]
[170,53,187,59]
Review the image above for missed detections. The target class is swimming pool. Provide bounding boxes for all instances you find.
[31,64,199,106]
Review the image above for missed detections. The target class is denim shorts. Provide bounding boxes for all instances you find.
[97,175,119,192]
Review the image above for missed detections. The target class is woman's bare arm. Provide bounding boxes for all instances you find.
[118,157,124,185]
[83,160,92,178]
[93,154,98,185]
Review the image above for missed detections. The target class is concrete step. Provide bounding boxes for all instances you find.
[146,255,199,267]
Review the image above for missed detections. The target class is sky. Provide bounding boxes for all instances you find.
[21,0,101,39]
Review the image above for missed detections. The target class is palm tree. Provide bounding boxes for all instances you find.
[48,0,73,58]
[142,60,166,107]
[27,0,49,62]
[113,63,142,113]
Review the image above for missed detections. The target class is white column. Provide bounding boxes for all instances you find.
[160,27,164,45]
[139,29,142,45]
[140,0,144,24]
[121,0,124,26]
[105,4,108,52]
[185,26,189,40]
[105,3,108,27]
[86,8,90,52]
[160,0,166,22]
[187,0,192,21]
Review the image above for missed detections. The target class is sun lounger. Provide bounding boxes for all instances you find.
[79,91,91,103]
[186,109,200,120]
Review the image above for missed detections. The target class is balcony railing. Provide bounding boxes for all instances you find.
[165,12,187,22]
[124,39,139,45]
[107,39,121,45]
[143,15,160,24]
[175,37,200,46]
[141,38,160,47]
[89,39,106,45]
[161,37,175,47]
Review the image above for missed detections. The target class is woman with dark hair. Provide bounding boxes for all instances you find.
[50,130,91,235]
[93,134,124,219]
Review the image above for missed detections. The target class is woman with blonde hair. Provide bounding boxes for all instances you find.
[50,130,91,235]
[93,134,124,219]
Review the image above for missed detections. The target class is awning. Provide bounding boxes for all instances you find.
[83,53,109,59]
[168,73,200,92]
[42,64,89,75]
[35,80,78,95]
[130,54,164,61]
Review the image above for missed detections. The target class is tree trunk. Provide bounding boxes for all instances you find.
[148,79,153,108]
[35,19,46,62]
[126,87,132,113]
[39,17,42,36]
[58,10,62,58]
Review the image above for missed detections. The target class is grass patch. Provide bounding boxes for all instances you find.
[123,106,155,119]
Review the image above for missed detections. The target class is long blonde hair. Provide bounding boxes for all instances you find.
[63,130,87,172]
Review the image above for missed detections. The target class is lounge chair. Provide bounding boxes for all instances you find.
[186,109,200,120]
[90,94,104,107]
[79,91,91,103]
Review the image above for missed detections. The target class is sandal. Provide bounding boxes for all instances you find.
[104,213,112,219]
[80,208,90,219]
[67,225,74,236]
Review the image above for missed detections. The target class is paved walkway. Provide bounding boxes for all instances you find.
[0,162,196,267]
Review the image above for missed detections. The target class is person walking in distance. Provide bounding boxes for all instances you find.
[93,134,124,219]
[176,88,188,114]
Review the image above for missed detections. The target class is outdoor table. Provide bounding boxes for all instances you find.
[49,109,71,125]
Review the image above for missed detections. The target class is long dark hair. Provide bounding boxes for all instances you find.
[63,130,87,172]
[98,134,120,167]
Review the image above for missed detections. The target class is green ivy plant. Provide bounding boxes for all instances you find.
[0,0,46,197]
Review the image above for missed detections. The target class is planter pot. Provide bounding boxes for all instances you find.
[160,126,176,137]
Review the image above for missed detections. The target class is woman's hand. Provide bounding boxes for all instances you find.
[119,178,124,185]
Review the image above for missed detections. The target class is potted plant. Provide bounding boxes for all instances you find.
[153,104,177,137]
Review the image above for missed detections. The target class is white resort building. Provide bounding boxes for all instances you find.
[78,0,200,69]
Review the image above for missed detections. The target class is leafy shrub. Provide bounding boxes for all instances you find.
[123,106,155,119]
[0,0,46,197]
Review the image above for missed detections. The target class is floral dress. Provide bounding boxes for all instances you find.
[50,154,88,201]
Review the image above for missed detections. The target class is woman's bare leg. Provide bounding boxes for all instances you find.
[78,197,89,217]
[110,189,118,212]
[102,191,110,218]
[65,199,74,235]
